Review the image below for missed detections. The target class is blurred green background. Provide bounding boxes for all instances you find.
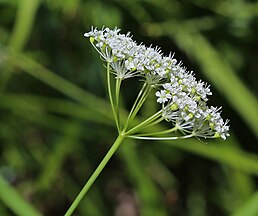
[0,0,258,215]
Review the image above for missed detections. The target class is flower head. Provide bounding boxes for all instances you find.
[84,27,230,140]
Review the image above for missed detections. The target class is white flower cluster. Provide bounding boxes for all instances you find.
[84,27,230,140]
[84,27,170,82]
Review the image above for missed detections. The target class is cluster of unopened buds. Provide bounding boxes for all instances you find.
[84,27,230,140]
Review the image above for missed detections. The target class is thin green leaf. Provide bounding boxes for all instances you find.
[8,0,41,51]
[232,190,258,216]
[0,176,42,216]
[120,139,167,216]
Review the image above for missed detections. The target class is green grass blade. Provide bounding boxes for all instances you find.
[8,0,41,51]
[163,136,258,176]
[36,122,81,190]
[0,0,18,5]
[1,93,112,125]
[232,190,258,216]
[120,139,167,216]
[0,176,42,216]
[4,50,112,120]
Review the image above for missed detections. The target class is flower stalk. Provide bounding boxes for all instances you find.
[107,62,120,131]
[64,27,230,215]
[64,134,125,216]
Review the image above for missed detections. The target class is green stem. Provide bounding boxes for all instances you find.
[129,85,152,122]
[128,134,194,140]
[135,126,178,137]
[107,62,120,131]
[64,134,125,216]
[115,77,122,132]
[138,116,164,130]
[123,82,151,131]
[125,110,162,135]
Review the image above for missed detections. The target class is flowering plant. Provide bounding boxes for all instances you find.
[65,27,229,215]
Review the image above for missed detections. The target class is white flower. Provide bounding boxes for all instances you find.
[155,90,172,103]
